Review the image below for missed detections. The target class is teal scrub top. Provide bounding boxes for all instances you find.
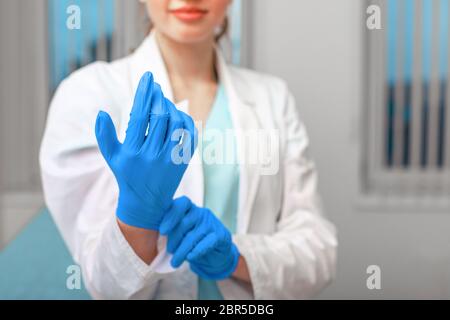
[198,84,239,300]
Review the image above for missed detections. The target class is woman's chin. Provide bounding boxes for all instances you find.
[165,25,215,44]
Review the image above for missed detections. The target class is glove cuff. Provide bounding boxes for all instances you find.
[116,196,165,230]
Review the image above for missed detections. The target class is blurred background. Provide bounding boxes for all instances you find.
[0,0,449,299]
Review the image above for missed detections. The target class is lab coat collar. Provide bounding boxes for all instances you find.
[214,43,262,235]
[129,31,256,106]
[128,31,261,234]
[129,31,175,103]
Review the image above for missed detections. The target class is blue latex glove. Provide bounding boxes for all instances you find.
[160,197,240,280]
[95,72,197,230]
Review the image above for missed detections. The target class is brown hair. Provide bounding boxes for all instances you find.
[215,16,229,42]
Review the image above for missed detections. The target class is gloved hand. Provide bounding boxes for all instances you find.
[95,72,197,230]
[160,197,240,280]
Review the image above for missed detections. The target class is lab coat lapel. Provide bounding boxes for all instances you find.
[216,52,261,234]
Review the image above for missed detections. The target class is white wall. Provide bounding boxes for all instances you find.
[0,0,47,247]
[249,0,450,299]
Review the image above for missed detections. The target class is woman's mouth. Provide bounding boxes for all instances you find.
[169,6,208,22]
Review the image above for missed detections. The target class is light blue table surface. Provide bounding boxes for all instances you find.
[0,209,91,300]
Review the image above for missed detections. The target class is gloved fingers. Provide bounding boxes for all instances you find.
[123,72,154,151]
[145,114,169,156]
[165,98,185,143]
[162,101,186,164]
[166,208,198,253]
[171,229,206,268]
[149,83,168,115]
[159,196,192,235]
[95,111,121,162]
[186,233,218,262]
[142,84,171,155]
[212,224,233,249]
[179,111,198,160]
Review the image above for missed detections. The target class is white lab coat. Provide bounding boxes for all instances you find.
[39,32,337,300]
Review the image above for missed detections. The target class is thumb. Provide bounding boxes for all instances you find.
[95,111,120,162]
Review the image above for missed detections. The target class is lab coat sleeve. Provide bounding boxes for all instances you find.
[224,87,337,300]
[39,66,170,299]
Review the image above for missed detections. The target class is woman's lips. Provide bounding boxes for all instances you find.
[170,7,208,22]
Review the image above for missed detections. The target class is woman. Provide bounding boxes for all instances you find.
[40,0,337,299]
